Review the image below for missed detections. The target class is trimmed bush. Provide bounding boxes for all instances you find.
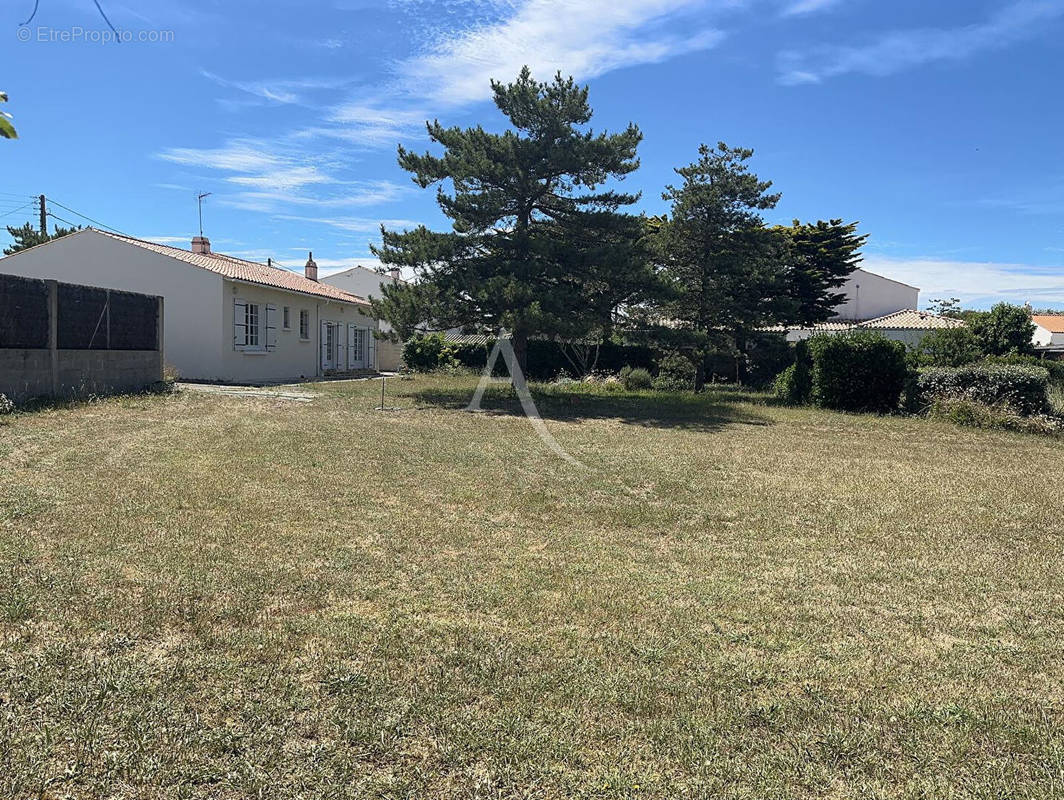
[621,367,653,391]
[980,354,1064,385]
[806,331,909,413]
[402,334,458,371]
[653,353,695,392]
[0,393,14,415]
[917,364,1049,415]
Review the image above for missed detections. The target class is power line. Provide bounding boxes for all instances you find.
[0,201,36,220]
[46,211,81,228]
[46,198,128,234]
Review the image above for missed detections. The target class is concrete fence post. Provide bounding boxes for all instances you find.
[47,280,58,396]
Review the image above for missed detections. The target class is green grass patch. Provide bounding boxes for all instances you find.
[1,374,1062,797]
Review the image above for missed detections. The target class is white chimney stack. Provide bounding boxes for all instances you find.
[305,251,318,282]
[191,236,211,254]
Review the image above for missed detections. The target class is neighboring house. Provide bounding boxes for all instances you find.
[1032,315,1064,354]
[0,228,377,383]
[321,264,404,370]
[779,310,966,346]
[829,268,920,322]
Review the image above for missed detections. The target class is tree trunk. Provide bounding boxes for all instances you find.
[694,358,706,394]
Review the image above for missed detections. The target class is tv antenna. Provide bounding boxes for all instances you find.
[197,192,212,237]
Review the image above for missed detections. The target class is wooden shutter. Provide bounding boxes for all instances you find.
[335,321,345,371]
[367,327,377,371]
[347,324,357,369]
[266,304,278,351]
[233,299,247,349]
[320,321,329,368]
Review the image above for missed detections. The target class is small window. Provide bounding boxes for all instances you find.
[299,309,310,339]
[246,304,260,347]
[282,306,291,330]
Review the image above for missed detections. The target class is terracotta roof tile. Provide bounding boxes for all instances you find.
[858,310,967,330]
[1033,315,1064,334]
[94,230,369,306]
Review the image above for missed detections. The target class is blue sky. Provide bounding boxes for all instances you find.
[3,0,1063,307]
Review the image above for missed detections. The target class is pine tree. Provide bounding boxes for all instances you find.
[652,143,789,391]
[370,67,655,373]
[4,222,82,255]
[778,219,867,325]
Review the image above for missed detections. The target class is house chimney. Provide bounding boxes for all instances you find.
[191,236,211,254]
[388,267,400,282]
[305,251,318,282]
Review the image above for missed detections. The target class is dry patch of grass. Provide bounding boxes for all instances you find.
[1,375,1062,798]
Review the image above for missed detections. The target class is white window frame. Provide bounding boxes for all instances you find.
[246,303,260,348]
[282,306,291,330]
[234,298,273,353]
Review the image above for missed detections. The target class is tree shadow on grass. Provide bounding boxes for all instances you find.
[401,383,774,434]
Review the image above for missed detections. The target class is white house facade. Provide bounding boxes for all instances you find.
[1032,315,1064,354]
[0,229,378,383]
[322,264,405,370]
[829,268,920,322]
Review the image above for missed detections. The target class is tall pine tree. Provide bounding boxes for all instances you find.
[652,143,789,392]
[4,222,82,255]
[778,219,867,326]
[370,67,655,373]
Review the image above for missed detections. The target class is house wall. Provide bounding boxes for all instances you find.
[0,230,223,380]
[323,266,403,370]
[831,269,919,321]
[219,280,377,383]
[1033,324,1064,349]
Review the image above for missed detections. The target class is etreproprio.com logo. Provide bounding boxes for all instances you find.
[17,25,175,43]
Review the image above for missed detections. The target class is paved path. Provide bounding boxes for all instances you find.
[176,383,318,403]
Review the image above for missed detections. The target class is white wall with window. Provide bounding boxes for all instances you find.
[222,281,377,383]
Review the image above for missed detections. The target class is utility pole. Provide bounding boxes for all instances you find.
[39,194,46,235]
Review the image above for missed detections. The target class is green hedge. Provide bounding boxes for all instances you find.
[917,364,1050,415]
[402,334,457,371]
[806,331,909,413]
[979,354,1064,385]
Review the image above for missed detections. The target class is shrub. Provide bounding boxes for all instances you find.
[402,334,458,372]
[980,354,1064,385]
[0,393,14,415]
[653,353,695,392]
[917,364,1049,415]
[621,367,653,391]
[745,332,794,389]
[806,331,908,413]
[967,303,1036,356]
[915,327,981,367]
[928,396,1063,436]
[773,340,813,405]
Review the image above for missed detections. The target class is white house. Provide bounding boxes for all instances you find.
[829,268,920,322]
[1032,315,1064,354]
[0,228,378,383]
[322,264,405,370]
[778,267,961,346]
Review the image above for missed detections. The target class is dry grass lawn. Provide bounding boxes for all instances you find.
[1,374,1062,798]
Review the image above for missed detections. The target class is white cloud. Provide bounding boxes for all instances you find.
[159,140,284,173]
[273,214,422,233]
[861,253,1064,307]
[778,0,1064,84]
[201,70,353,106]
[395,0,728,107]
[781,0,843,16]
